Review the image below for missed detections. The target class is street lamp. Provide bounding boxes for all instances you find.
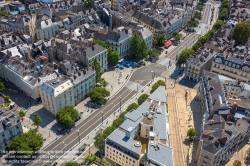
[88,144,91,156]
[119,97,121,112]
[77,130,80,144]
[101,111,103,124]
[137,82,139,92]
[151,71,154,82]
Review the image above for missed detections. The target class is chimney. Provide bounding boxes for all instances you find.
[92,45,95,50]
[233,102,237,109]
[213,99,216,105]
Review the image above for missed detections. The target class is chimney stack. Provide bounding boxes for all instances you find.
[213,99,216,105]
[233,102,237,109]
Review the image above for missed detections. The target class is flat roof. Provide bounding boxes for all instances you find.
[148,143,173,166]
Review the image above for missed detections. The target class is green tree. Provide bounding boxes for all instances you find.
[108,51,120,65]
[187,128,196,140]
[186,21,198,29]
[56,106,79,128]
[94,134,105,150]
[155,34,166,47]
[233,22,250,45]
[32,113,42,129]
[233,160,242,166]
[222,0,229,9]
[129,34,140,58]
[4,95,10,102]
[138,40,148,59]
[19,109,26,121]
[192,41,202,52]
[65,161,78,166]
[196,5,203,12]
[84,0,92,7]
[172,31,182,41]
[112,117,124,128]
[10,130,43,157]
[0,82,5,92]
[176,48,194,68]
[125,103,139,112]
[93,58,102,82]
[219,8,228,20]
[0,10,8,16]
[92,39,108,49]
[212,20,223,30]
[103,126,116,138]
[148,48,160,58]
[88,87,110,104]
[150,80,166,94]
[137,94,149,105]
[194,12,202,20]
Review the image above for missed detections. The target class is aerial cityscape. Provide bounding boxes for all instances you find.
[0,0,249,165]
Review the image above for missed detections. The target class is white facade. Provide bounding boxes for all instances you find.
[39,79,75,115]
[0,112,23,150]
[36,19,59,40]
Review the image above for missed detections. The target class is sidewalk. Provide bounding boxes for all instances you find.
[58,77,164,165]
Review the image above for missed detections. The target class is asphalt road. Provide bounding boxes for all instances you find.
[166,33,199,60]
[202,3,212,24]
[23,64,165,166]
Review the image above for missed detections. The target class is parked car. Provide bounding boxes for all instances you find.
[247,139,250,144]
[119,65,124,69]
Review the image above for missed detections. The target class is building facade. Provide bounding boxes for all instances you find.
[105,86,173,166]
[0,111,23,150]
[39,78,75,115]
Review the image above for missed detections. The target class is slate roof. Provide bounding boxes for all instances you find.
[85,44,106,59]
[148,86,167,103]
[148,143,173,166]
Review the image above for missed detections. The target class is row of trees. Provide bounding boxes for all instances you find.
[150,80,166,94]
[94,103,139,151]
[176,20,224,67]
[56,105,80,128]
[172,31,183,42]
[219,0,229,20]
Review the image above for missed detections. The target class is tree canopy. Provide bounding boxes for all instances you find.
[219,8,228,20]
[194,12,202,20]
[150,80,166,94]
[125,103,139,112]
[233,22,250,45]
[0,82,5,92]
[129,34,148,59]
[10,130,43,157]
[176,48,194,67]
[212,20,223,30]
[148,48,160,58]
[19,109,26,121]
[137,94,149,105]
[196,5,203,12]
[93,58,102,82]
[0,10,8,16]
[56,105,79,128]
[186,21,198,29]
[138,40,148,59]
[88,87,110,104]
[108,51,120,65]
[84,0,92,7]
[187,128,196,140]
[172,31,182,41]
[155,34,166,47]
[32,113,42,129]
[65,161,78,166]
[92,39,108,49]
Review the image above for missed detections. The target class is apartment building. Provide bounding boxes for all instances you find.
[196,71,250,165]
[0,15,30,35]
[0,33,24,51]
[39,78,74,115]
[59,61,96,105]
[0,110,23,150]
[50,40,108,72]
[105,86,173,166]
[118,1,190,39]
[210,45,250,84]
[185,47,217,82]
[36,18,59,40]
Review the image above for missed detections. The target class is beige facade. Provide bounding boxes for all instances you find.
[39,79,75,115]
[105,144,139,166]
[211,62,250,83]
